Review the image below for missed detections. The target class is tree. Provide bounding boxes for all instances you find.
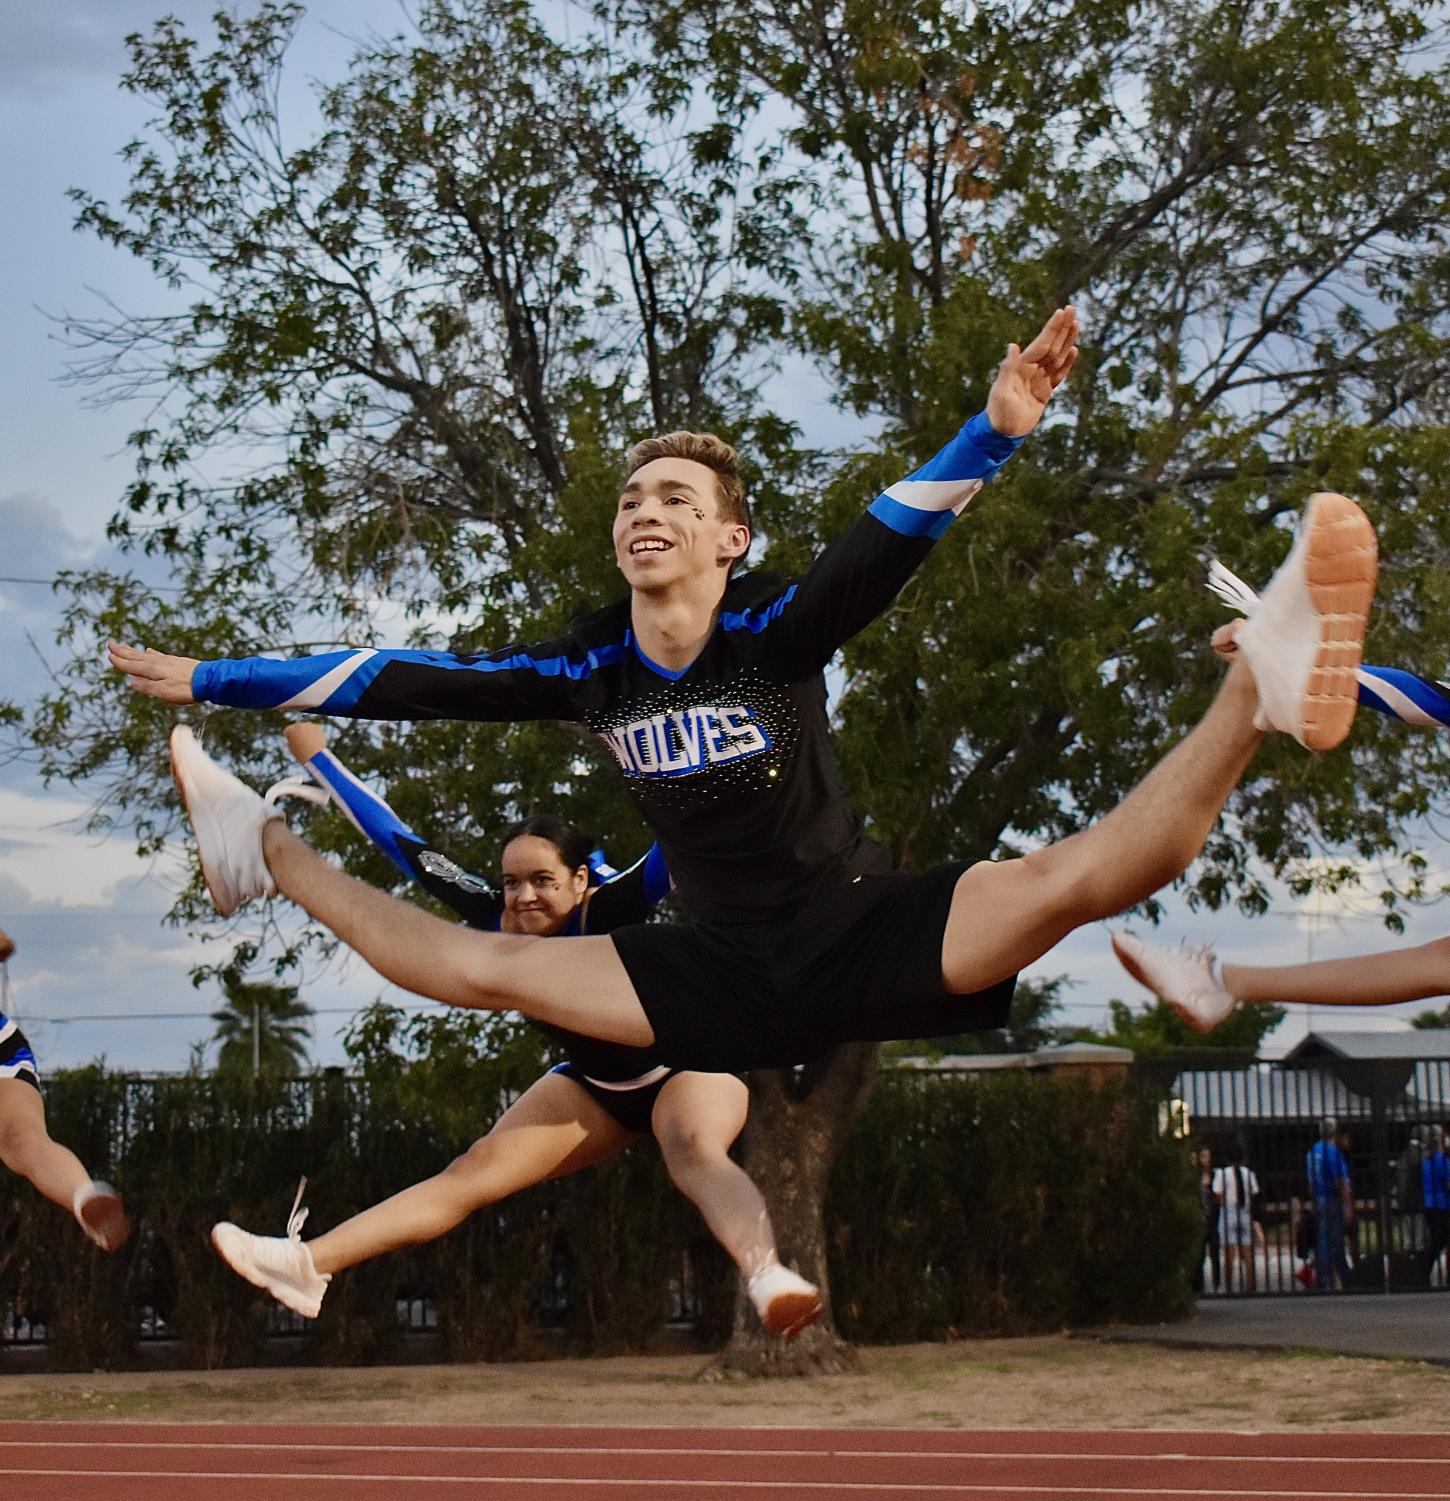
[1412,1003,1450,1030]
[10,0,1450,1373]
[1070,995,1288,1058]
[209,976,315,1078]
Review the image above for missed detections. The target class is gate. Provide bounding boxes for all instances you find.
[1136,1047,1450,1297]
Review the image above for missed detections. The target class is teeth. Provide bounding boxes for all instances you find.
[631,539,671,554]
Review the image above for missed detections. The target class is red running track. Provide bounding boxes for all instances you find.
[0,1422,1445,1499]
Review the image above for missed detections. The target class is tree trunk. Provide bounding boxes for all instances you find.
[704,1041,879,1379]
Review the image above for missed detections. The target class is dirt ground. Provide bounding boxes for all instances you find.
[1,1336,1445,1430]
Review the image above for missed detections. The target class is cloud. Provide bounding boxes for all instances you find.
[0,3,221,100]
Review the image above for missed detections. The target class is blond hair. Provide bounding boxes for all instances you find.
[623,431,751,533]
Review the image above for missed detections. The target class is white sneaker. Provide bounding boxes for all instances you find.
[1111,931,1236,1034]
[747,1262,824,1340]
[170,725,282,918]
[73,1180,130,1252]
[211,1179,331,1319]
[1207,492,1377,751]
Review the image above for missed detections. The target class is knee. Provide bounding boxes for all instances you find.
[436,1138,503,1203]
[658,1123,726,1180]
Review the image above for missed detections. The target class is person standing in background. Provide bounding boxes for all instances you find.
[1306,1117,1353,1291]
[1422,1124,1449,1288]
[1212,1141,1259,1293]
[1194,1146,1222,1294]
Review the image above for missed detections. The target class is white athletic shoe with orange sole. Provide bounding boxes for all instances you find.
[1208,492,1377,751]
[169,726,282,917]
[747,1262,825,1340]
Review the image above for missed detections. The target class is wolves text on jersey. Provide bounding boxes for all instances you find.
[599,704,772,779]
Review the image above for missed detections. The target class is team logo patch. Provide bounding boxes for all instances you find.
[600,704,772,779]
[417,850,494,894]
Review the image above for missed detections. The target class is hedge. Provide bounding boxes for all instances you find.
[1,1035,1198,1370]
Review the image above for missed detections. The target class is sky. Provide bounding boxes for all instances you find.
[0,1,1438,1076]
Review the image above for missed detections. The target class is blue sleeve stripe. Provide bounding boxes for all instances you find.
[867,494,956,539]
[601,843,672,909]
[194,640,627,712]
[914,410,1025,478]
[866,412,1025,536]
[1356,666,1450,727]
[193,650,377,711]
[720,586,798,634]
[642,843,671,903]
[303,749,419,878]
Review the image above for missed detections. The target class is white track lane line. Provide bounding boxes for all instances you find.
[0,1469,1443,1496]
[0,1440,1442,1467]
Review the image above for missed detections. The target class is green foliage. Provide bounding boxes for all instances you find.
[1411,1003,1450,1030]
[1071,996,1288,1058]
[11,0,1449,947]
[6,0,1450,1365]
[208,975,315,1077]
[2,1061,1199,1367]
[828,1069,1201,1340]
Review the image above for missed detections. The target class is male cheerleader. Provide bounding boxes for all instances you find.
[110,308,1381,1073]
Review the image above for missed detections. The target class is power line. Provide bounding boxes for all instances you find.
[16,1003,435,1025]
[0,574,182,592]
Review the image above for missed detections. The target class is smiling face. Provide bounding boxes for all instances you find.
[500,834,590,936]
[613,456,750,593]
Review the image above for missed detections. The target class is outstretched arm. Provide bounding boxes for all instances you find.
[109,630,595,723]
[768,307,1079,678]
[282,723,505,928]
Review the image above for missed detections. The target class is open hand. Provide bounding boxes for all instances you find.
[107,640,200,704]
[986,306,1080,437]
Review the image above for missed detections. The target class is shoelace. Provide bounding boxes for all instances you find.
[264,776,331,809]
[286,1176,311,1241]
[1206,559,1261,616]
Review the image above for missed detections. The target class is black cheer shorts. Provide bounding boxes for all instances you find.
[551,1061,675,1134]
[611,861,1016,1073]
[0,1015,41,1092]
[550,1062,749,1134]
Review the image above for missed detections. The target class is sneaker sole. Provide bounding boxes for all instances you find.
[763,1289,825,1341]
[1109,935,1216,1035]
[79,1190,131,1252]
[170,729,240,918]
[1296,492,1378,752]
[210,1224,323,1318]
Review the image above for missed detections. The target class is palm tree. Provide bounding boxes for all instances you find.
[210,978,314,1078]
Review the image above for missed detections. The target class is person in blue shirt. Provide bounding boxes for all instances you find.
[1423,1124,1449,1288]
[1305,1117,1353,1291]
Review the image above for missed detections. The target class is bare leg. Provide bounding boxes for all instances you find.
[1223,937,1450,1007]
[260,822,655,1046]
[651,1073,779,1278]
[0,1078,92,1214]
[307,1071,634,1276]
[941,657,1264,992]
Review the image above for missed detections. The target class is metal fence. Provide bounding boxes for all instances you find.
[1136,1051,1450,1298]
